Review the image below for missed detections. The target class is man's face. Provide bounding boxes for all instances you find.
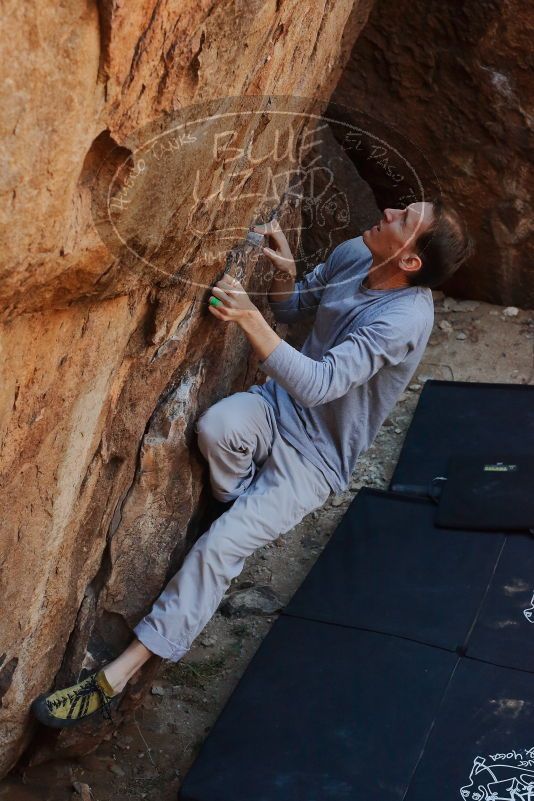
[362,201,435,272]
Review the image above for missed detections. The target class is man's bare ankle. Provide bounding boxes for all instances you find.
[100,639,153,695]
[101,665,129,695]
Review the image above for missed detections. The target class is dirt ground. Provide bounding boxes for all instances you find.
[2,292,533,801]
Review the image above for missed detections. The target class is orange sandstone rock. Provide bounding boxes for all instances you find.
[0,0,374,776]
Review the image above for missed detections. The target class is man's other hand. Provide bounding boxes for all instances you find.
[252,220,296,278]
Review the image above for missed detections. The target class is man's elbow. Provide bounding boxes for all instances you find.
[292,371,335,408]
[292,389,328,409]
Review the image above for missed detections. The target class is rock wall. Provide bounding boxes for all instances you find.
[331,0,533,307]
[0,0,375,777]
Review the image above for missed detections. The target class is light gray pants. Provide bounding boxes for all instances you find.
[133,391,331,661]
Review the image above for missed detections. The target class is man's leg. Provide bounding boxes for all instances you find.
[33,392,320,725]
[106,391,280,687]
[133,401,331,662]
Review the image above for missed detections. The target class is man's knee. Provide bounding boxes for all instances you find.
[195,398,241,453]
[195,403,227,452]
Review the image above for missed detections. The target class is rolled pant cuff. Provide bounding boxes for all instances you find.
[133,619,190,662]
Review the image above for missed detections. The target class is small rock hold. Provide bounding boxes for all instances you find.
[408,383,421,391]
[503,306,519,317]
[455,332,467,340]
[220,585,282,617]
[72,783,93,801]
[454,299,480,311]
[151,685,165,696]
[199,635,217,647]
[438,319,453,332]
[331,496,345,507]
[394,428,402,434]
[442,298,479,312]
[109,764,126,777]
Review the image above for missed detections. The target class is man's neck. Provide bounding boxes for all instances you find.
[364,257,410,291]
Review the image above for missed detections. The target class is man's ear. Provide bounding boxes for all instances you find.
[399,251,422,274]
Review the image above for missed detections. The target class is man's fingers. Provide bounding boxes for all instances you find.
[211,286,232,303]
[218,274,240,288]
[217,276,247,295]
[208,304,226,320]
[208,303,237,321]
[262,247,294,269]
[252,221,286,250]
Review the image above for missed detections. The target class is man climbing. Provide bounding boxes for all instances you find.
[32,197,473,727]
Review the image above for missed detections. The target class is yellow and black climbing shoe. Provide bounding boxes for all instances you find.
[31,670,120,728]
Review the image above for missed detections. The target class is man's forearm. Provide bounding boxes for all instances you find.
[268,270,296,304]
[239,310,282,363]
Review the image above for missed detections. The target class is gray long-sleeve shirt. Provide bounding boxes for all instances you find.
[247,235,434,494]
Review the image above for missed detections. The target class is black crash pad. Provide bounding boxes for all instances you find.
[285,488,534,675]
[283,488,505,653]
[433,454,534,532]
[179,380,534,799]
[390,380,534,490]
[178,616,456,801]
[405,657,534,800]
[467,533,534,673]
